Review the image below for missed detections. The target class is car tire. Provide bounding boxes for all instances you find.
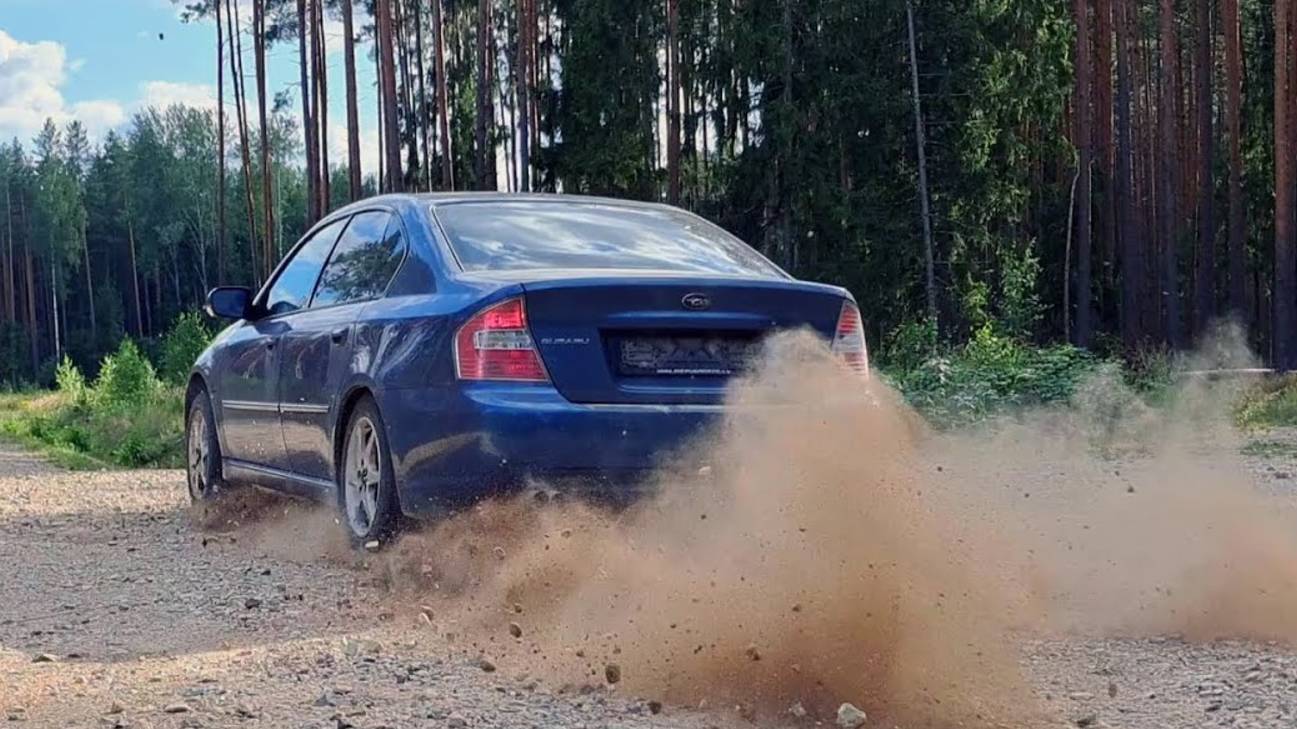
[186,390,226,504]
[337,396,401,548]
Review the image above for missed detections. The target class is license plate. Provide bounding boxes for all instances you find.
[617,336,758,376]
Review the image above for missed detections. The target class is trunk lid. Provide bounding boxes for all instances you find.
[521,275,848,404]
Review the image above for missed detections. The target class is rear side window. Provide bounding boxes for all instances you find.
[265,218,347,316]
[312,211,405,307]
[433,201,784,277]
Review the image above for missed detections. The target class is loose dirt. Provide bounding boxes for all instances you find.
[3,332,1297,728]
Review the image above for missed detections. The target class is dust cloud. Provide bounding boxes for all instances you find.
[224,327,1297,728]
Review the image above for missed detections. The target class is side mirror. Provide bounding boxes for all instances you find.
[206,286,253,320]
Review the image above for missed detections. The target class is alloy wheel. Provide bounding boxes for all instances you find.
[344,416,382,537]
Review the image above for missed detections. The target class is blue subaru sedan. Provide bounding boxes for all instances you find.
[187,194,868,544]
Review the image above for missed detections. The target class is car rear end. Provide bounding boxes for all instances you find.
[387,198,868,515]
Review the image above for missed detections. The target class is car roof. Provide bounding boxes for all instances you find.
[328,191,680,219]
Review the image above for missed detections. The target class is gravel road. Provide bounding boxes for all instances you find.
[2,435,1296,729]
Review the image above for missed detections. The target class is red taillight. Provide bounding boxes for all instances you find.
[454,298,549,382]
[832,301,870,377]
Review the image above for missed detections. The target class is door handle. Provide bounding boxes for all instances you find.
[331,328,348,344]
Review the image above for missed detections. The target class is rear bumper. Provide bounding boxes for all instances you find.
[380,384,721,516]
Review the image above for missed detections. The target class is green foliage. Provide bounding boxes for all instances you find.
[54,356,88,406]
[884,324,1100,426]
[94,339,160,406]
[880,319,938,372]
[1236,375,1297,429]
[0,338,182,469]
[159,312,213,385]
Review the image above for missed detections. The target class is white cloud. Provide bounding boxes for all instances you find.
[327,119,378,185]
[140,80,215,110]
[0,29,125,142]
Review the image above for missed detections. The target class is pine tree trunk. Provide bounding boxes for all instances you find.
[127,214,143,337]
[1074,0,1094,347]
[433,0,454,190]
[516,0,531,192]
[905,0,936,324]
[415,0,431,192]
[314,0,330,211]
[82,222,95,342]
[1158,0,1182,347]
[299,0,319,225]
[1095,0,1116,300]
[1222,0,1246,319]
[1193,0,1216,337]
[666,0,682,205]
[342,0,363,200]
[23,238,36,372]
[377,0,404,192]
[395,0,418,190]
[1275,0,1296,368]
[216,0,227,285]
[1117,0,1142,349]
[3,181,14,324]
[228,0,261,284]
[476,0,494,189]
[253,0,275,275]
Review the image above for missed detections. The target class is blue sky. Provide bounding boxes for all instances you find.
[0,0,380,169]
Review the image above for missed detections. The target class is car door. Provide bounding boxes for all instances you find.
[279,210,406,482]
[216,219,344,471]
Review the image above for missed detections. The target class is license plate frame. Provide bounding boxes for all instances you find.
[616,335,758,377]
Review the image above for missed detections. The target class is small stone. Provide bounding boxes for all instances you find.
[342,638,381,657]
[836,703,867,729]
[1069,692,1094,701]
[1076,713,1097,727]
[107,701,124,715]
[788,701,809,718]
[474,657,496,673]
[492,546,507,560]
[604,663,621,685]
[30,654,56,663]
[647,700,662,715]
[243,597,262,609]
[508,622,522,638]
[1107,681,1117,698]
[1275,472,1291,480]
[446,713,468,728]
[744,644,761,661]
[364,540,381,552]
[234,704,257,719]
[313,692,335,707]
[163,703,191,714]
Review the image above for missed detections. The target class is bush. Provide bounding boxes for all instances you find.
[95,339,160,406]
[0,336,184,469]
[54,356,89,408]
[160,312,213,385]
[1236,374,1297,429]
[883,324,1101,427]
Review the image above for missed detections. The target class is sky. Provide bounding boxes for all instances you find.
[0,0,380,171]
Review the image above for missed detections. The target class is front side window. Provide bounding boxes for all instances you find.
[265,218,347,316]
[312,211,405,307]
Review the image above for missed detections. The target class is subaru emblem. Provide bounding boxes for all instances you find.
[681,293,711,311]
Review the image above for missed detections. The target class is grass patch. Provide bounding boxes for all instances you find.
[1236,374,1297,429]
[0,389,183,469]
[1240,438,1297,458]
[0,340,186,470]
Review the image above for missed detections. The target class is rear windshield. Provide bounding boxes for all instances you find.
[432,201,785,277]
